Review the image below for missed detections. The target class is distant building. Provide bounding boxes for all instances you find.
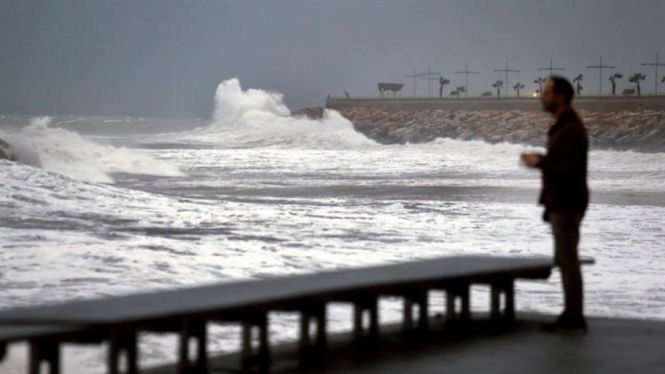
[378,83,404,97]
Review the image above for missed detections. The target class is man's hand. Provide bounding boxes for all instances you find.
[520,152,543,169]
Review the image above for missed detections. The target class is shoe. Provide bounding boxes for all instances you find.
[541,313,587,333]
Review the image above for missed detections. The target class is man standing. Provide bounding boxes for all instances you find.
[521,76,589,332]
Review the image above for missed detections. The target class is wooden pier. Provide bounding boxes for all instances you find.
[0,255,592,373]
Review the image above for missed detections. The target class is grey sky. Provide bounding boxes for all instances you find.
[1,0,664,118]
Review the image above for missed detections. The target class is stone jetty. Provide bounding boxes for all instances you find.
[307,97,665,151]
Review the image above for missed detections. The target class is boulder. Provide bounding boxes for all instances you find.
[330,105,665,151]
[0,138,15,161]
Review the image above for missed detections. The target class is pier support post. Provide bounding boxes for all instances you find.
[178,320,207,374]
[417,291,429,330]
[240,312,270,371]
[402,290,429,332]
[403,298,413,331]
[490,279,515,322]
[107,330,138,374]
[299,302,327,362]
[29,340,60,374]
[315,304,327,350]
[299,309,310,355]
[445,283,471,323]
[353,296,379,344]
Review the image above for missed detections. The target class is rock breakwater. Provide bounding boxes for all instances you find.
[305,105,665,151]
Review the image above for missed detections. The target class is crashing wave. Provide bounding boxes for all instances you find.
[0,117,183,183]
[162,78,376,149]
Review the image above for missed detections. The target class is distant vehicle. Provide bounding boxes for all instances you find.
[481,91,493,97]
[622,88,636,96]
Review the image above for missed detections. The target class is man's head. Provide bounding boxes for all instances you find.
[541,76,574,114]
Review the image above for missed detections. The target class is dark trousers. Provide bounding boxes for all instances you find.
[549,212,584,316]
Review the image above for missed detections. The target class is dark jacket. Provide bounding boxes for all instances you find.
[538,109,589,213]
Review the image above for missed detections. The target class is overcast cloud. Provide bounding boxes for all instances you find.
[1,0,664,117]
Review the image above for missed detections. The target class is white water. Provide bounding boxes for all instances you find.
[170,78,376,148]
[0,117,182,183]
[0,79,663,372]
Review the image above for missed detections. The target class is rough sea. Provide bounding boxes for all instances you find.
[1,79,663,372]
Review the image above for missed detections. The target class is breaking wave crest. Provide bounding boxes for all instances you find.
[175,78,376,148]
[0,117,183,183]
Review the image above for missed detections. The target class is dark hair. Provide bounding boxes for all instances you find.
[549,76,574,105]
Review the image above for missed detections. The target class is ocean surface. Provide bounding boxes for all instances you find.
[1,79,663,372]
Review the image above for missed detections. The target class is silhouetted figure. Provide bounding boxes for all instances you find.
[572,74,583,96]
[344,91,350,99]
[521,76,589,333]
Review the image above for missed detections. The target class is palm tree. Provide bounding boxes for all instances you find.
[438,77,450,97]
[492,80,504,98]
[572,74,583,95]
[629,73,646,95]
[609,73,623,96]
[513,82,525,97]
[534,77,547,94]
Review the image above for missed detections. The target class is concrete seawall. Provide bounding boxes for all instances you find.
[327,96,665,113]
[322,96,665,150]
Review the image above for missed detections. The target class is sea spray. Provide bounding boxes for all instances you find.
[176,78,377,148]
[0,117,183,183]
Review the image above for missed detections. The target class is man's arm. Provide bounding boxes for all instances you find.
[536,129,584,174]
